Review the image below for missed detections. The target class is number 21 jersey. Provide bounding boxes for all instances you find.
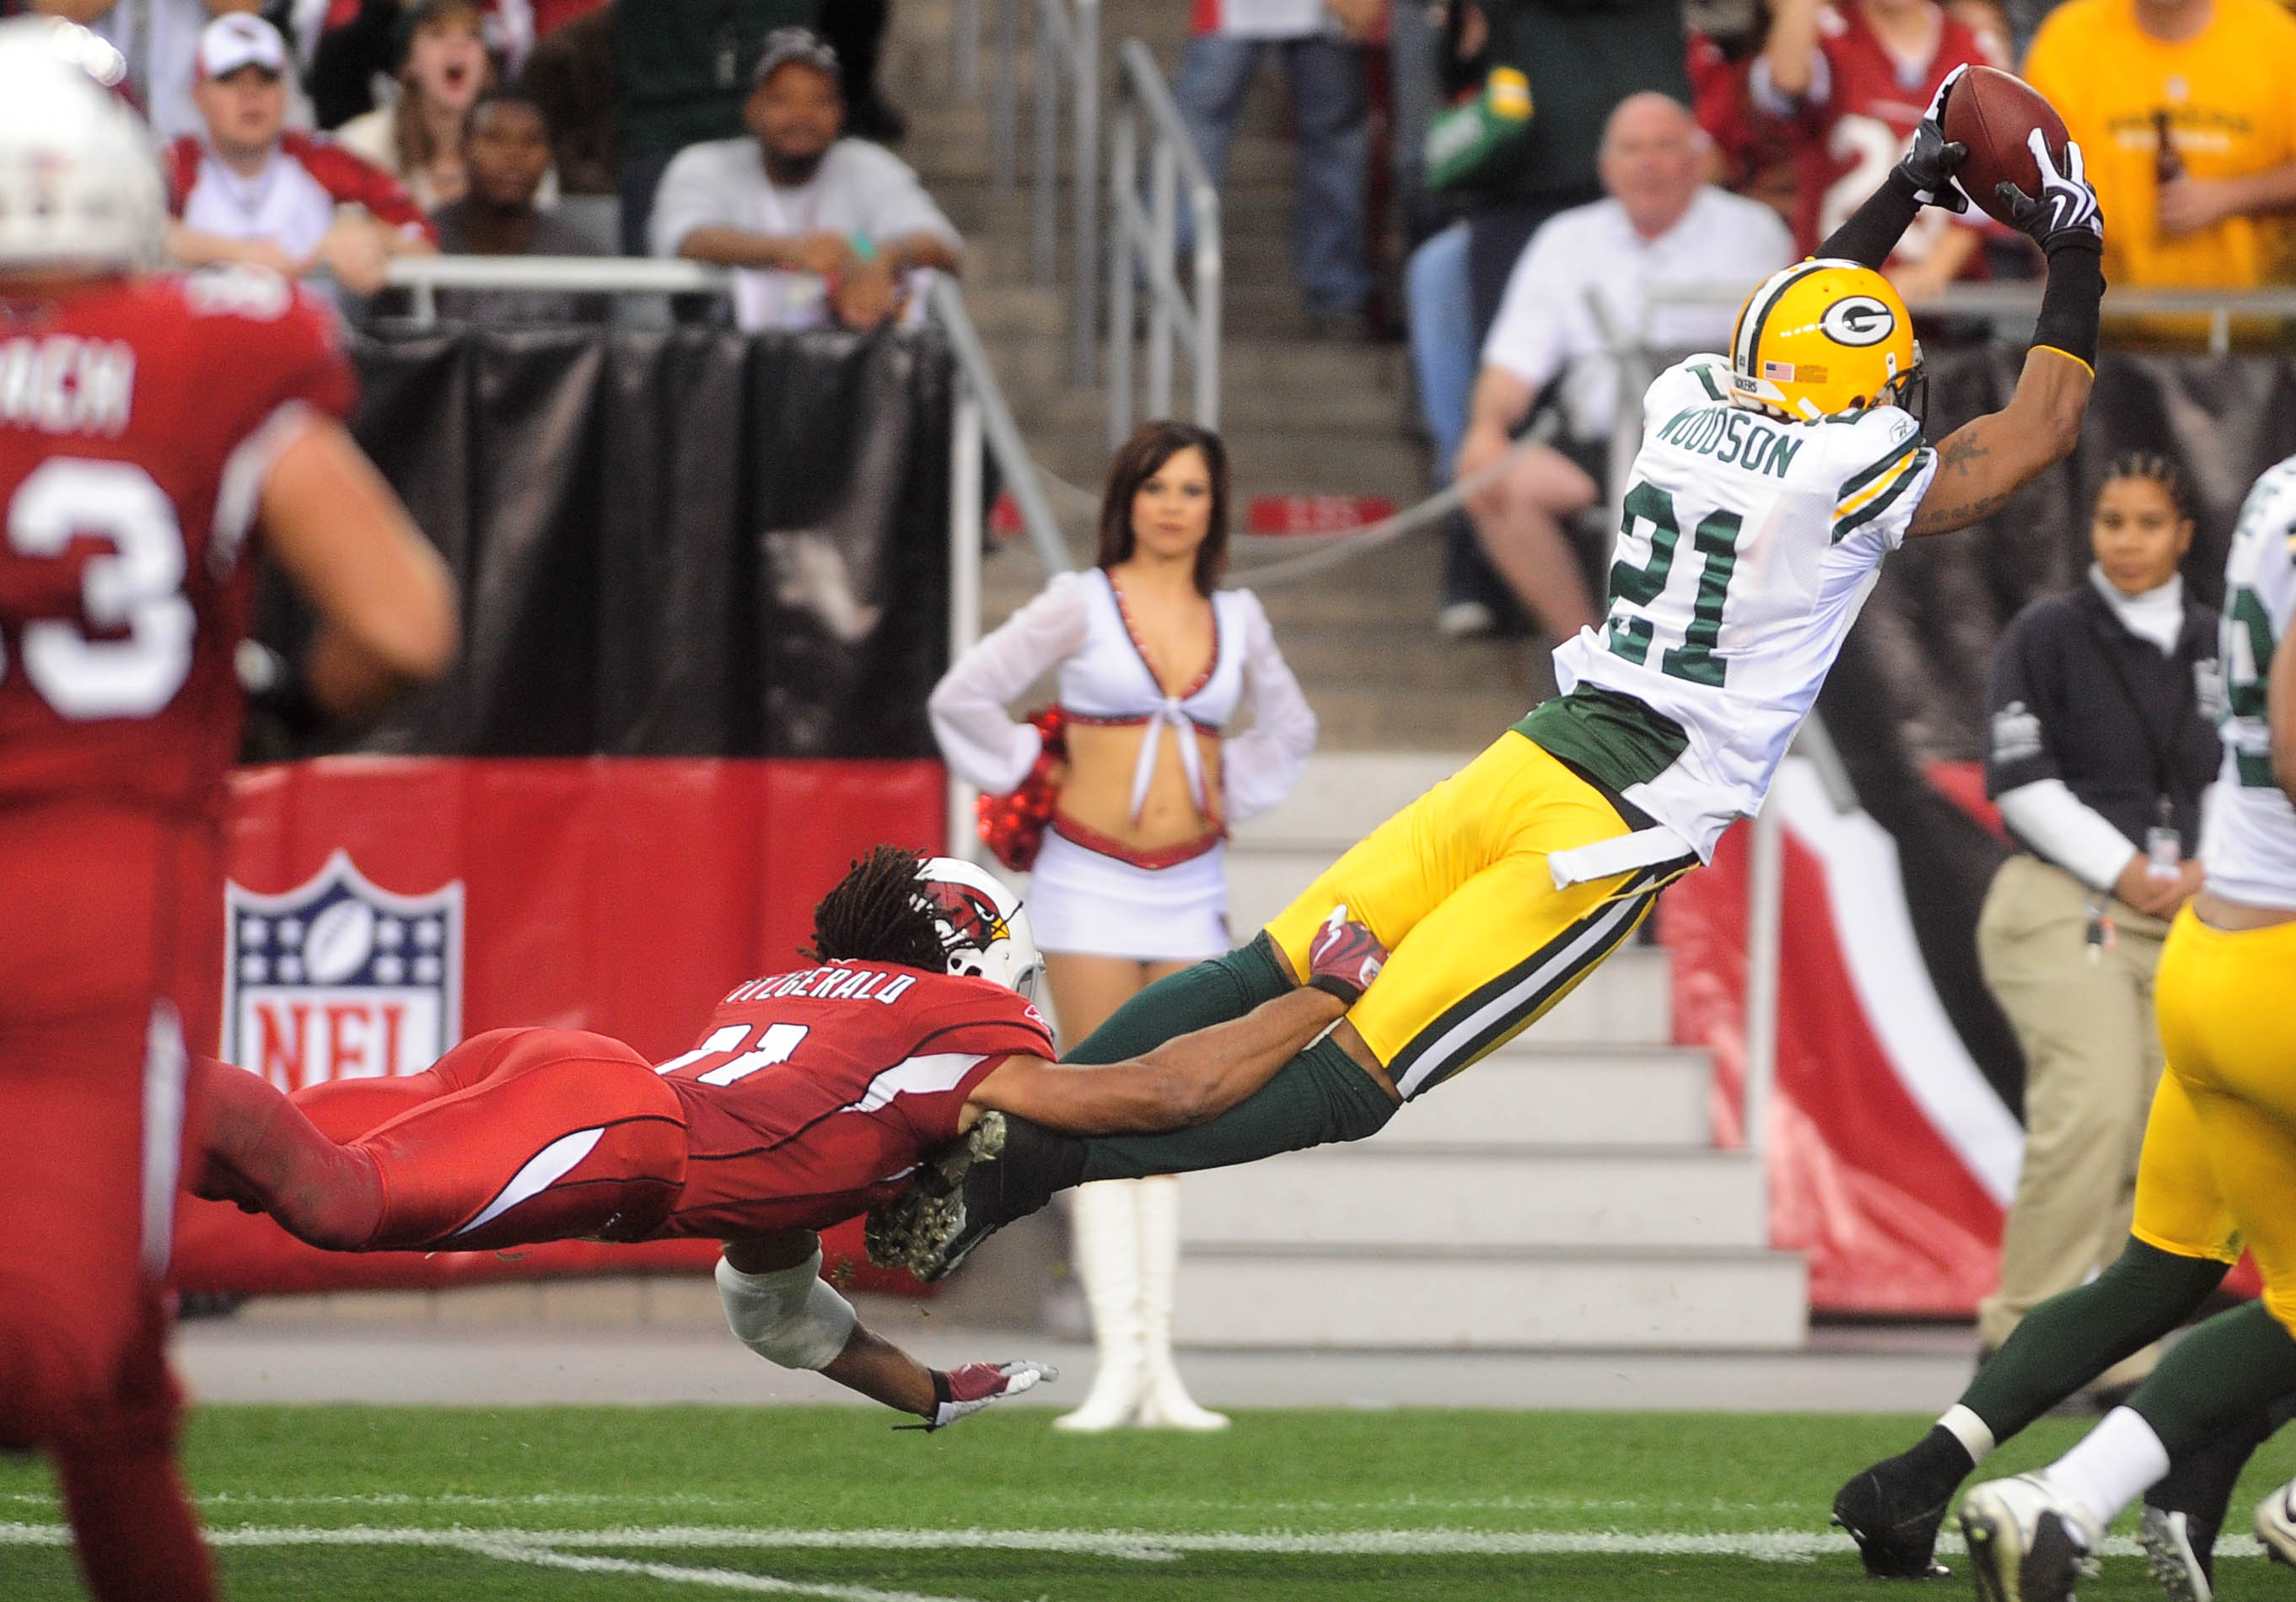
[1551,354,1937,860]
[2204,454,2296,908]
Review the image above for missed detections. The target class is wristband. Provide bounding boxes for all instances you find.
[2031,240,2104,374]
[849,234,878,263]
[1815,172,1925,271]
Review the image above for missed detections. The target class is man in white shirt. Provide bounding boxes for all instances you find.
[1455,93,1793,643]
[649,27,962,334]
[164,14,436,298]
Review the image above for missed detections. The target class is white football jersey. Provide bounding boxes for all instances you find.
[1551,355,1937,859]
[2200,454,2296,908]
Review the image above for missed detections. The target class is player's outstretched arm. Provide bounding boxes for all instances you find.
[258,417,459,719]
[966,908,1385,1137]
[718,1231,1052,1427]
[1906,134,2105,540]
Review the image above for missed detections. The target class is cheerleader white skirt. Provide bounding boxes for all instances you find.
[1025,826,1231,962]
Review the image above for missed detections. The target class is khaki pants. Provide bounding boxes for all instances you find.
[1976,853,2170,1390]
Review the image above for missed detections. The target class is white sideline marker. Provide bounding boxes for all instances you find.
[0,1521,2269,1567]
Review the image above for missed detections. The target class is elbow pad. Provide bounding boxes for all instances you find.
[715,1248,857,1371]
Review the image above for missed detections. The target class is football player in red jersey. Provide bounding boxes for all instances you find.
[192,848,1385,1427]
[1754,0,2001,298]
[0,22,457,1602]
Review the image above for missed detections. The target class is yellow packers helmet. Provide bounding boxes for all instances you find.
[1728,259,1922,422]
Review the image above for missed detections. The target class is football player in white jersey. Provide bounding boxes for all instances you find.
[864,71,2112,1288]
[1957,459,2296,1602]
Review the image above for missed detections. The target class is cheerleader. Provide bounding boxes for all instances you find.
[929,421,1316,1429]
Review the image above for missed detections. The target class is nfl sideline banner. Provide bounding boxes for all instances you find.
[1663,347,2296,1314]
[175,757,945,1296]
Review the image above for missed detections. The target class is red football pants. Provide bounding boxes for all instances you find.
[0,805,218,1601]
[293,1027,689,1251]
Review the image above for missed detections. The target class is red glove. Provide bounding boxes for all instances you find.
[1306,904,1387,1004]
[915,1359,1057,1431]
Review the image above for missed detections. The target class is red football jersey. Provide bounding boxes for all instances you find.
[653,961,1056,1239]
[1765,4,2000,264]
[0,270,354,818]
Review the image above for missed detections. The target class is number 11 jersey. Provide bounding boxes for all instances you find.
[1548,354,1937,862]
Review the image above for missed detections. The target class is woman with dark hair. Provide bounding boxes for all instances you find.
[929,420,1317,1431]
[1974,452,2221,1395]
[336,0,554,212]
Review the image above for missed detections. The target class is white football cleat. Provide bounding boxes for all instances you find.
[2137,1506,2212,1602]
[1960,1475,2101,1602]
[2255,1477,2296,1567]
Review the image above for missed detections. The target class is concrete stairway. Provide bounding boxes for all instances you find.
[1174,752,1809,1351]
[880,0,1553,747]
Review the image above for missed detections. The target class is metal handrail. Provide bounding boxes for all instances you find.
[981,0,1100,386]
[380,256,1073,583]
[1106,37,1220,449]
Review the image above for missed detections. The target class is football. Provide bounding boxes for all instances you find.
[1940,66,2072,228]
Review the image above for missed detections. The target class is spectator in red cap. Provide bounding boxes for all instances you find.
[165,13,436,298]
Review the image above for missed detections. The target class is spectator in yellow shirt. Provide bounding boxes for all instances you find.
[2024,0,2296,303]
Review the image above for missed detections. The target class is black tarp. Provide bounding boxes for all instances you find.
[277,324,956,761]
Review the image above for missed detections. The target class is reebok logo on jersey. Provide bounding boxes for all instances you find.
[1656,406,1804,479]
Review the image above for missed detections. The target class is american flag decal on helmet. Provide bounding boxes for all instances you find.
[1763,359,1797,381]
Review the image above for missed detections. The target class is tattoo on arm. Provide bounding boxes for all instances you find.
[1907,432,2005,537]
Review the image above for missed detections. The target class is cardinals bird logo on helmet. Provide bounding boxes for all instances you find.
[915,857,1045,1003]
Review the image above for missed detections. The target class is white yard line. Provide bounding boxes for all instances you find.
[0,1520,2268,1565]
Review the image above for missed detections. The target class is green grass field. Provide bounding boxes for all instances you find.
[4,1407,2293,1599]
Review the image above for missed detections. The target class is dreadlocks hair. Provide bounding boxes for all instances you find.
[804,846,952,971]
[2100,451,2194,524]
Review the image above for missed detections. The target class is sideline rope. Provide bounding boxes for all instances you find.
[1023,432,1557,588]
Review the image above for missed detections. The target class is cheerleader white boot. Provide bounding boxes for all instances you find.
[1134,1175,1229,1431]
[1054,1180,1146,1431]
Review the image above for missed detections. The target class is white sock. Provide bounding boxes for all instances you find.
[2039,1406,2171,1534]
[1938,1403,1996,1466]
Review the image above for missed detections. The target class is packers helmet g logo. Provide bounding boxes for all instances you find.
[1820,295,1896,347]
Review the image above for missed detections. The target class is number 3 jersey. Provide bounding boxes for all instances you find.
[2203,455,2296,908]
[1541,355,1936,867]
[650,961,1056,1239]
[0,271,353,820]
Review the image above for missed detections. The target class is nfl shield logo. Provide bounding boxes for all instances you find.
[223,851,465,1090]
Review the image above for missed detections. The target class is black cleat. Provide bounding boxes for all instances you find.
[865,1110,1008,1280]
[1831,1460,1953,1578]
[2137,1506,2213,1602]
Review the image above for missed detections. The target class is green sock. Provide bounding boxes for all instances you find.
[1081,1034,1397,1181]
[1061,933,1292,1065]
[2132,1300,2296,1460]
[1961,1238,2228,1440]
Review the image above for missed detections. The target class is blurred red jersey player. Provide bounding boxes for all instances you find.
[0,19,456,1602]
[1754,0,2002,298]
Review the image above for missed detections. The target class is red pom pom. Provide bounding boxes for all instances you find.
[976,707,1067,871]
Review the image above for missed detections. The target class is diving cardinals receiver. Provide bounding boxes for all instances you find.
[0,22,455,1602]
[194,848,1386,1428]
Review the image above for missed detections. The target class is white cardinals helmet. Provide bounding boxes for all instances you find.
[0,20,164,273]
[917,856,1045,1004]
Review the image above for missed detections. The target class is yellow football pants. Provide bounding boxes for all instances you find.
[2154,908,2296,1332]
[1263,731,1679,1099]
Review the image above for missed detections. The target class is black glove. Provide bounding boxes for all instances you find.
[1996,132,2105,254]
[1888,63,1971,213]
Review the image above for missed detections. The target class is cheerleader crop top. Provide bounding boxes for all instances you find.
[928,567,1316,824]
